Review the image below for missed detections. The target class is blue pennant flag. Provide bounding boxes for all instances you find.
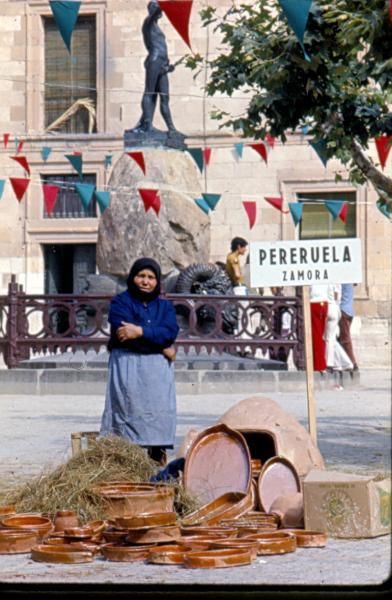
[95,190,110,214]
[288,202,304,226]
[310,139,329,167]
[187,148,204,173]
[278,0,312,60]
[194,197,210,215]
[75,183,95,210]
[65,153,83,178]
[300,125,310,135]
[41,146,52,162]
[202,193,221,211]
[376,200,392,220]
[104,154,112,169]
[0,179,5,200]
[234,143,244,159]
[49,1,81,52]
[324,200,344,220]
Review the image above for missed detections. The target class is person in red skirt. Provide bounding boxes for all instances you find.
[310,285,329,372]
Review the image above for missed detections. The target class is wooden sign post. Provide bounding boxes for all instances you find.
[250,238,363,445]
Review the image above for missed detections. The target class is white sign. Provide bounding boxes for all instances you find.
[250,238,362,287]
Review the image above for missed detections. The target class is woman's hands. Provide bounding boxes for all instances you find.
[117,321,143,342]
[162,346,176,362]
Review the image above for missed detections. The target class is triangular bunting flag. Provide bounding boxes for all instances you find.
[158,0,193,49]
[324,200,344,220]
[288,202,304,226]
[127,151,146,174]
[65,153,83,178]
[202,193,221,211]
[3,133,10,149]
[376,199,392,220]
[250,143,268,164]
[194,197,210,215]
[104,154,112,169]
[95,190,111,214]
[42,184,60,216]
[374,135,392,170]
[234,143,244,159]
[278,0,312,60]
[310,139,329,167]
[187,148,204,173]
[138,188,161,216]
[10,155,31,175]
[203,148,212,167]
[41,146,52,162]
[339,202,348,223]
[16,140,24,154]
[9,177,30,202]
[242,201,257,229]
[300,124,310,135]
[390,0,392,22]
[265,133,276,148]
[264,196,289,213]
[0,179,5,200]
[49,1,81,52]
[75,183,95,210]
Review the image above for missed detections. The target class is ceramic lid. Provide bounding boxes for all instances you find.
[183,424,251,504]
[257,456,301,513]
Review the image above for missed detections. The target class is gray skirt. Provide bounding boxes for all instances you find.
[100,349,176,447]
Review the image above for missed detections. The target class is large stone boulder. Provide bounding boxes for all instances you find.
[97,148,210,278]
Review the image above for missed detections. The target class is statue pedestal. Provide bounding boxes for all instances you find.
[124,128,187,151]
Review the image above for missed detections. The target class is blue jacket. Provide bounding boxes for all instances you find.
[107,291,179,354]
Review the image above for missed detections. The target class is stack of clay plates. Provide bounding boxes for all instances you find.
[91,482,175,519]
[1,514,54,541]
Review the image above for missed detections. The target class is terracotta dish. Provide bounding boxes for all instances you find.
[31,544,94,564]
[0,529,39,554]
[125,525,181,545]
[257,457,301,513]
[0,505,16,518]
[184,548,252,569]
[147,544,192,565]
[102,528,129,544]
[210,539,259,561]
[1,514,53,539]
[180,526,238,538]
[95,483,175,518]
[101,543,155,562]
[178,536,218,551]
[181,492,253,527]
[280,529,328,548]
[183,424,251,504]
[114,512,177,530]
[244,531,297,555]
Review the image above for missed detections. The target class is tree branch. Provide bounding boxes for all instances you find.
[351,140,392,205]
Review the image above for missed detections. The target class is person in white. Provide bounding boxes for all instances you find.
[325,284,353,372]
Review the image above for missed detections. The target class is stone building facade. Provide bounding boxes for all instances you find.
[0,0,390,367]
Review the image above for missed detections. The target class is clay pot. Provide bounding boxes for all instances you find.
[270,493,304,528]
[184,548,252,569]
[31,543,94,564]
[94,483,175,518]
[101,543,156,562]
[0,529,39,554]
[54,510,79,532]
[1,514,53,540]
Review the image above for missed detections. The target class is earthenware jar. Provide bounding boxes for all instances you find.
[54,510,79,532]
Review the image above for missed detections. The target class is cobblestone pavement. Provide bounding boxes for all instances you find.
[0,369,390,591]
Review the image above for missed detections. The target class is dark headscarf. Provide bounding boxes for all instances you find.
[126,257,161,302]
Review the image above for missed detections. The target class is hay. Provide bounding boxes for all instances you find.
[3,437,200,522]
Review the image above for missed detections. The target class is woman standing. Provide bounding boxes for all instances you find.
[100,257,179,465]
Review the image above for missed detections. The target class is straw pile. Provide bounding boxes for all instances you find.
[3,437,199,521]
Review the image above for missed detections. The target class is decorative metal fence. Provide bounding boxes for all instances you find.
[0,276,305,369]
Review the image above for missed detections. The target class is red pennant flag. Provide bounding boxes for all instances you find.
[16,140,24,154]
[203,148,212,166]
[9,177,30,202]
[375,135,392,170]
[339,202,348,223]
[3,133,10,149]
[127,151,146,174]
[265,133,276,148]
[42,184,60,216]
[138,188,161,215]
[242,201,257,229]
[250,143,268,164]
[158,0,193,49]
[390,0,392,21]
[10,155,31,175]
[73,151,82,156]
[264,196,289,214]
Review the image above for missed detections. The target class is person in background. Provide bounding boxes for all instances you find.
[325,284,353,380]
[225,237,248,287]
[339,283,359,372]
[269,287,291,364]
[100,257,179,465]
[309,284,329,372]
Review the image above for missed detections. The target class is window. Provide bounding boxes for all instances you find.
[42,174,97,218]
[44,16,97,133]
[298,191,356,240]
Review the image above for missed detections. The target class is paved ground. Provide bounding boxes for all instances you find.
[0,368,390,592]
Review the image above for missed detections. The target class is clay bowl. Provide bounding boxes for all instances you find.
[178,536,222,551]
[53,510,79,532]
[280,529,328,548]
[0,505,17,519]
[31,543,94,564]
[181,492,253,527]
[1,514,53,540]
[114,512,177,530]
[0,529,39,554]
[184,548,252,569]
[243,531,297,555]
[210,539,259,561]
[147,543,192,565]
[101,543,156,562]
[93,483,175,518]
[43,538,101,554]
[180,526,238,538]
[125,525,181,545]
[84,520,107,536]
[102,528,129,544]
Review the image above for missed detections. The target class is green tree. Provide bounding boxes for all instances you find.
[187,0,392,208]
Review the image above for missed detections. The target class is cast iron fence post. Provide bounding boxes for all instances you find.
[5,275,19,368]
